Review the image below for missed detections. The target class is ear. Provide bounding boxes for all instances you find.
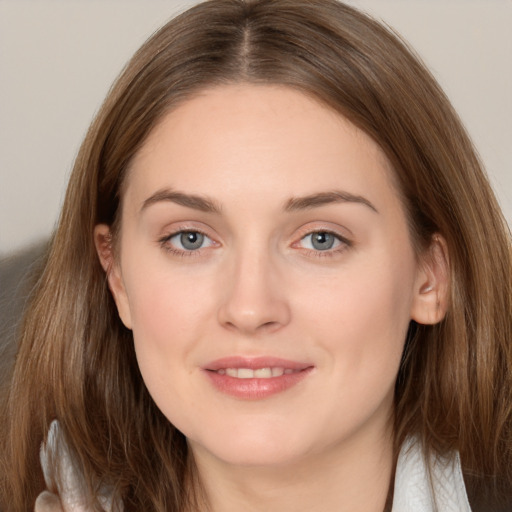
[94,224,132,330]
[410,234,450,325]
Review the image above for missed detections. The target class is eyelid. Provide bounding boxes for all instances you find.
[299,232,343,250]
[290,224,353,257]
[169,231,215,250]
[158,223,220,256]
[292,222,353,243]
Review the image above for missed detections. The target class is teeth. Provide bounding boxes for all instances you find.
[254,368,272,378]
[272,367,284,377]
[219,367,294,379]
[237,368,254,379]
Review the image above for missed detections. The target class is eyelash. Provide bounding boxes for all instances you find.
[294,230,352,259]
[158,228,352,258]
[158,228,215,258]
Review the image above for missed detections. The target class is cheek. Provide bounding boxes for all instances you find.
[306,260,411,326]
[288,261,414,441]
[299,252,415,385]
[122,267,217,426]
[127,270,213,352]
[118,246,213,382]
[120,231,215,330]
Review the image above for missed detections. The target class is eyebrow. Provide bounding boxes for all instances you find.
[285,190,378,213]
[140,188,222,214]
[140,188,378,215]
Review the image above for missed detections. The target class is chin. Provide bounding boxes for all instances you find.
[189,424,314,468]
[210,443,306,468]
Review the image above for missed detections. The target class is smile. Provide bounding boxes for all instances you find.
[203,357,313,399]
[214,367,299,378]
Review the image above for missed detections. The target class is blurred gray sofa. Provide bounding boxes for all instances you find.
[0,241,47,393]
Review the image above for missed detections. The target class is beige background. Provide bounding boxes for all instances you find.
[1,0,511,256]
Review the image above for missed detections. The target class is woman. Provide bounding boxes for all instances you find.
[1,0,511,510]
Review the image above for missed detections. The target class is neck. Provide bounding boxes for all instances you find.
[189,427,395,512]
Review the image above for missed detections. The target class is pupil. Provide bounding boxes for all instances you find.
[312,232,334,250]
[181,232,203,250]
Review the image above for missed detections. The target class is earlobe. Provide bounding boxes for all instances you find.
[93,224,133,329]
[410,234,450,325]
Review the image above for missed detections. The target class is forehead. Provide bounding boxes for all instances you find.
[123,84,401,216]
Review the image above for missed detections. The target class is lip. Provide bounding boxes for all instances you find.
[203,356,314,400]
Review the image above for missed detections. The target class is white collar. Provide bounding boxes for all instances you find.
[392,436,472,512]
[42,422,471,511]
[40,420,117,511]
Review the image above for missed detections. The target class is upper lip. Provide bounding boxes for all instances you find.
[204,356,312,371]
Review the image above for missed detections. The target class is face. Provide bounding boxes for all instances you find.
[97,84,443,470]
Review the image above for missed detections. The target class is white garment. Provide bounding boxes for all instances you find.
[40,421,118,512]
[392,436,472,512]
[40,421,471,511]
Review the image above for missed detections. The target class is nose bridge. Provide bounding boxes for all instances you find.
[217,238,290,334]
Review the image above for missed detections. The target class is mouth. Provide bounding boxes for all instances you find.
[203,357,313,399]
[212,367,300,378]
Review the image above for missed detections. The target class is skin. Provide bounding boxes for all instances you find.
[95,84,448,512]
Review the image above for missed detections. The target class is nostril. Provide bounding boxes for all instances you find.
[220,315,287,336]
[260,321,282,333]
[216,274,292,333]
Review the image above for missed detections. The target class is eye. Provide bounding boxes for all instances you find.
[302,232,338,251]
[165,231,215,251]
[298,231,349,253]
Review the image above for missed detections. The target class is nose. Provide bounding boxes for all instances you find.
[217,247,291,336]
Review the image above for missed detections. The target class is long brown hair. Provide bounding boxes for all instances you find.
[2,1,511,510]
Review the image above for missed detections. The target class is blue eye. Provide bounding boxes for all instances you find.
[300,232,343,251]
[167,231,213,251]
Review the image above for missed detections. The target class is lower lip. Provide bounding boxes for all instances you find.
[204,368,313,400]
